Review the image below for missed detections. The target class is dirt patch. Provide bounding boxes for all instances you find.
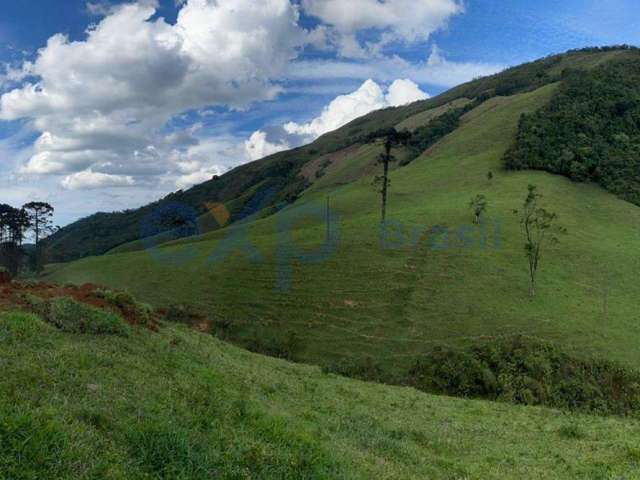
[0,281,160,330]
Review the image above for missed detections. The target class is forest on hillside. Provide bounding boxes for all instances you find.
[505,58,640,205]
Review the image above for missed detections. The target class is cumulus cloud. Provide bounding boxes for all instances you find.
[386,78,430,107]
[245,130,292,161]
[175,168,223,190]
[302,0,463,57]
[238,78,428,163]
[167,135,245,188]
[0,0,504,221]
[61,170,135,190]
[1,0,305,187]
[243,78,427,161]
[283,78,428,140]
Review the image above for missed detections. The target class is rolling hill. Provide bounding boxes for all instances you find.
[45,46,639,262]
[46,45,640,383]
[2,44,638,478]
[3,308,640,479]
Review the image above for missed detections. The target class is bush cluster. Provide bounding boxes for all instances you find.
[245,331,301,361]
[322,357,385,383]
[407,335,640,416]
[31,296,130,336]
[95,289,153,324]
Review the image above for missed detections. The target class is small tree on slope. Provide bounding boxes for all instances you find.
[514,185,565,297]
[469,194,488,224]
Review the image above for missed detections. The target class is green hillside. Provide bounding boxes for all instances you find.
[2,309,640,479]
[45,46,639,263]
[46,50,640,382]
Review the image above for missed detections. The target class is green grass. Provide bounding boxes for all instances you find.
[2,310,640,479]
[33,297,131,336]
[46,81,640,377]
[395,98,472,131]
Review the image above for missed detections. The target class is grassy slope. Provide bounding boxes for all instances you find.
[2,310,640,479]
[47,82,640,373]
[48,48,638,263]
[395,98,472,131]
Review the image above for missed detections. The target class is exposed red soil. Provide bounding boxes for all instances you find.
[0,281,160,330]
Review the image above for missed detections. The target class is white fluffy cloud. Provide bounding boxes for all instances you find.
[302,0,463,57]
[61,170,135,190]
[245,130,292,161]
[1,0,305,188]
[175,169,222,190]
[243,78,428,161]
[0,0,503,222]
[284,78,428,140]
[168,135,245,188]
[385,78,430,107]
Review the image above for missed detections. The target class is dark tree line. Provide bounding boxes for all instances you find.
[505,58,640,206]
[0,202,55,277]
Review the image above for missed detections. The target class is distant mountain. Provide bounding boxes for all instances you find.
[45,45,640,262]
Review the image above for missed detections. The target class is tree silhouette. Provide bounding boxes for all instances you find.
[368,128,411,223]
[23,202,55,272]
[0,204,31,276]
[23,202,55,246]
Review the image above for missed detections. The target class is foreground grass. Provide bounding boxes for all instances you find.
[2,310,640,479]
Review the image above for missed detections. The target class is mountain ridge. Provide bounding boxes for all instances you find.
[45,45,639,263]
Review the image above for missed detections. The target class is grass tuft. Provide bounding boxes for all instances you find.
[40,297,130,336]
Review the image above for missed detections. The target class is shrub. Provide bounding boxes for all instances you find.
[19,293,46,312]
[164,305,192,325]
[40,297,130,336]
[96,289,153,324]
[407,336,640,416]
[164,304,199,325]
[245,331,301,361]
[322,357,385,383]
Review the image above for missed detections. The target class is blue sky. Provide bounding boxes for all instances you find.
[0,0,638,226]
